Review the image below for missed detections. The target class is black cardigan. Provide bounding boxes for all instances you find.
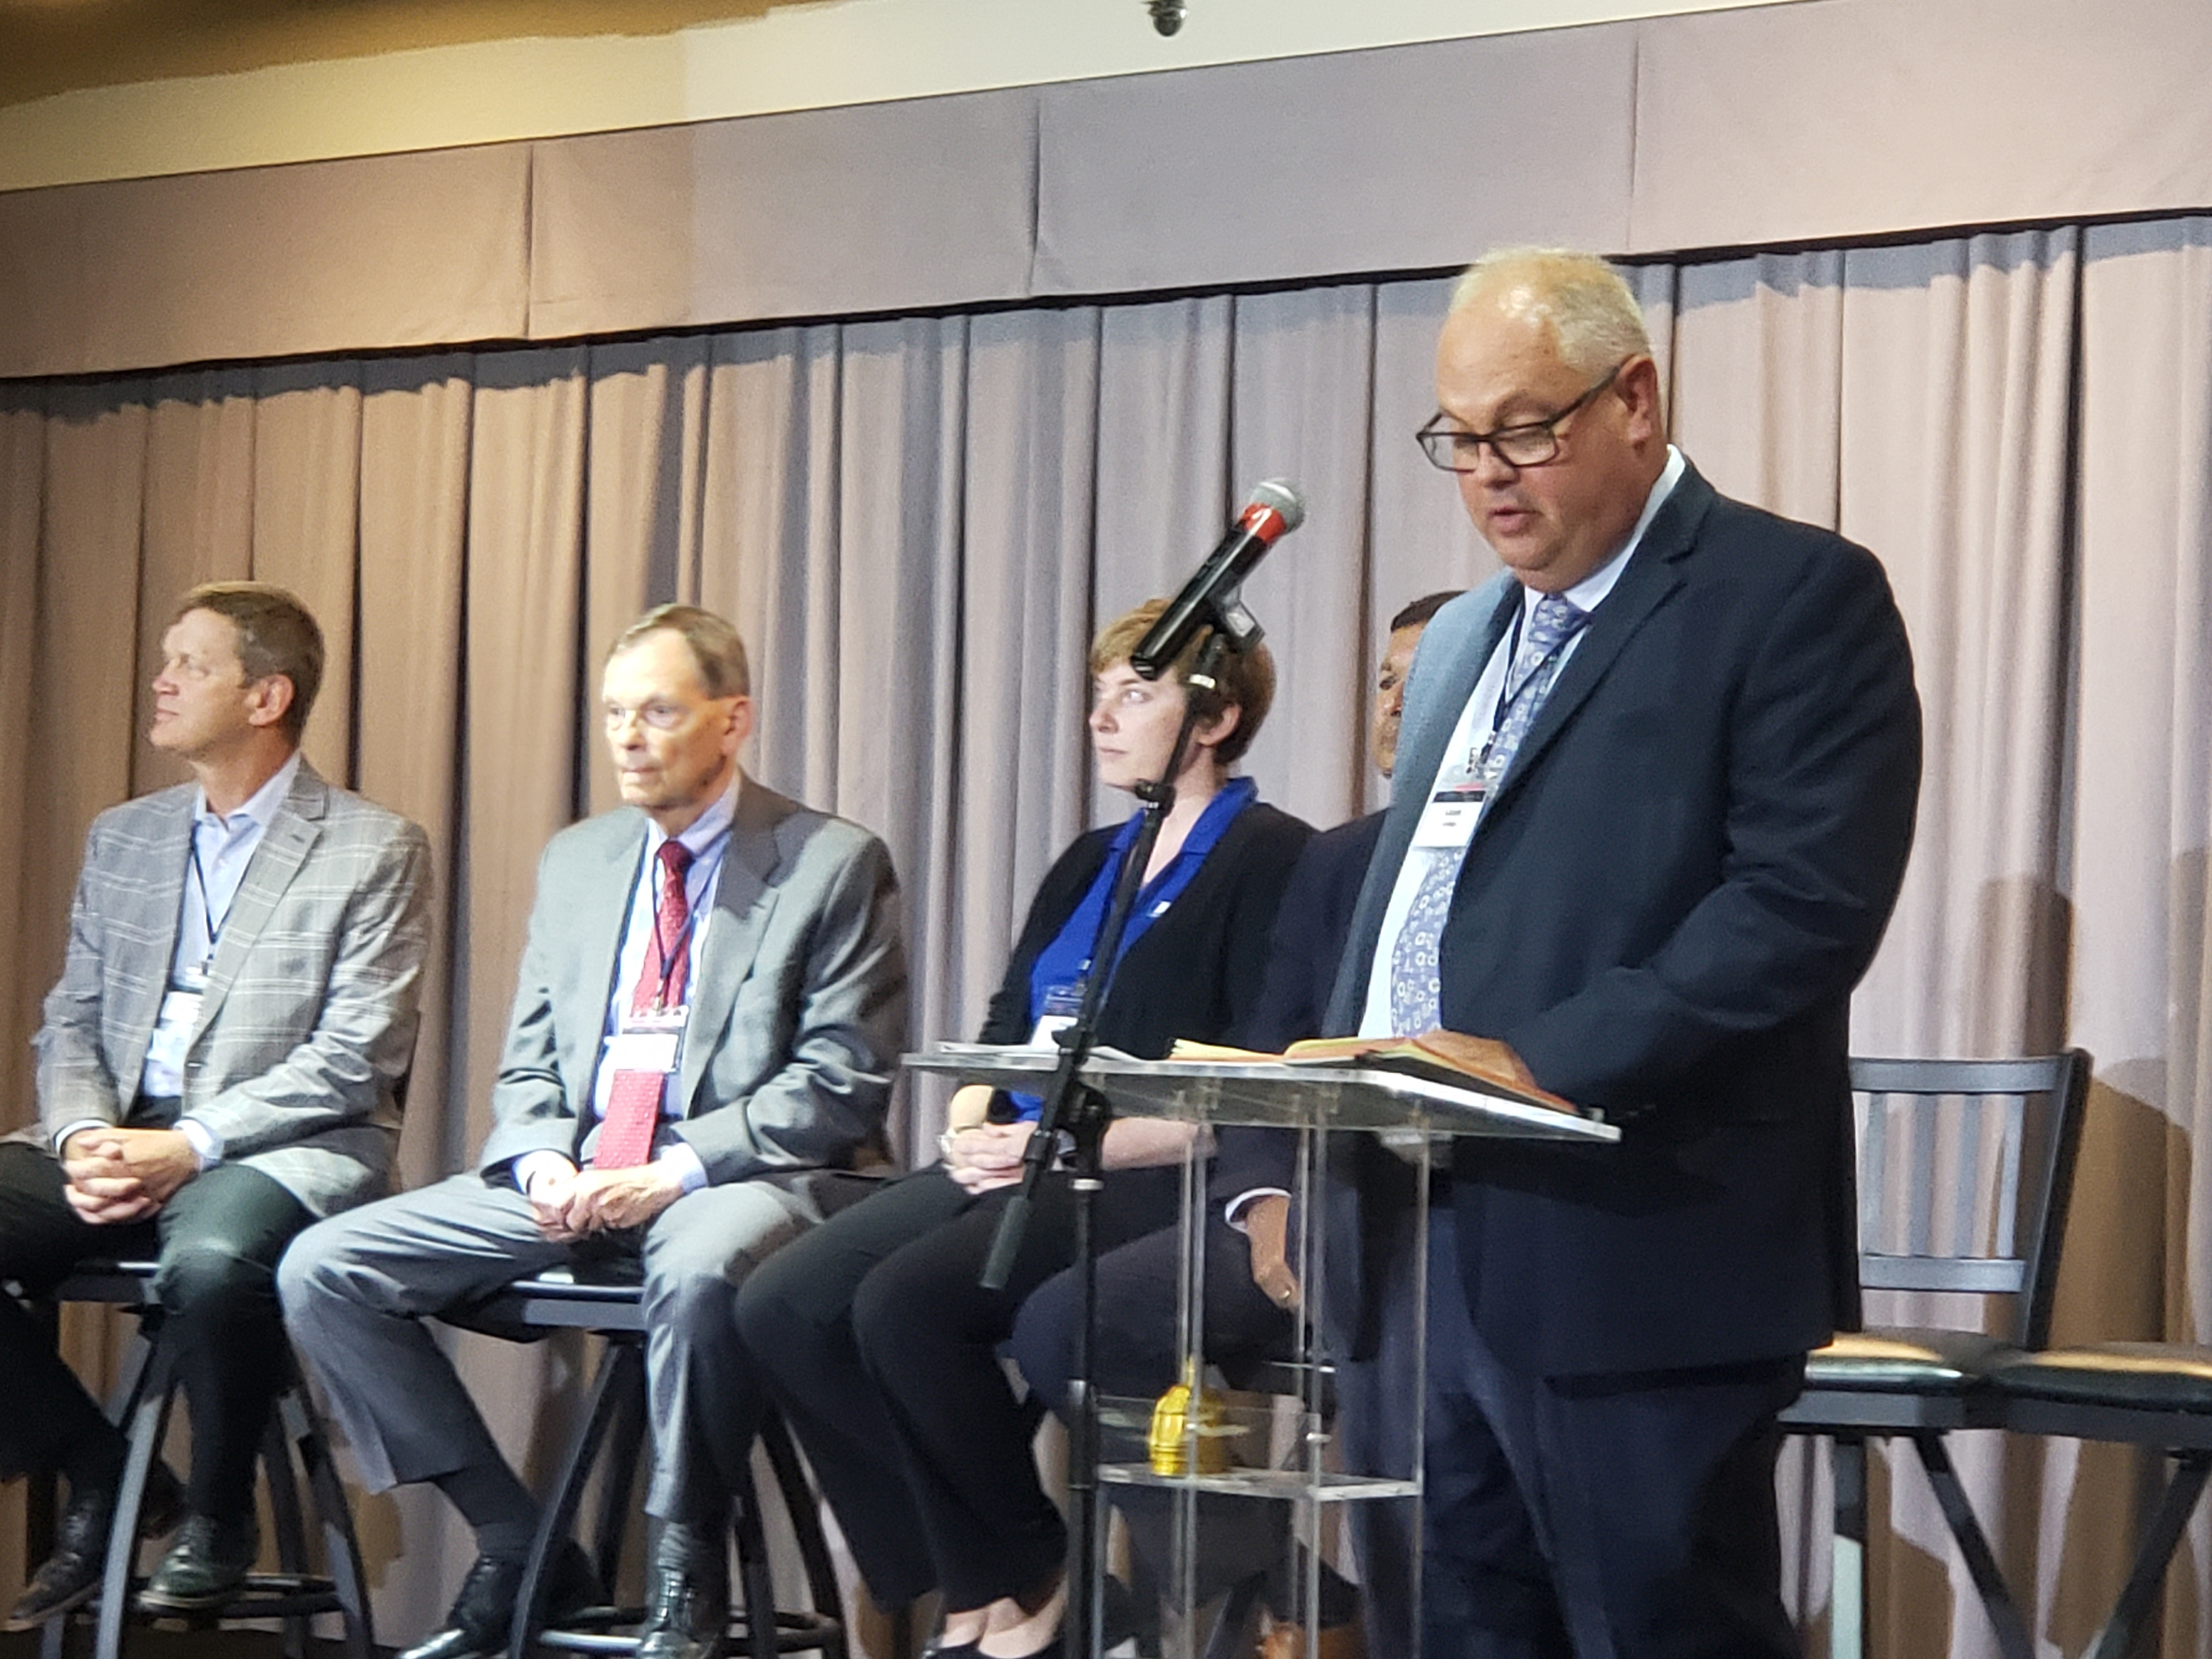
[977,801,1313,1087]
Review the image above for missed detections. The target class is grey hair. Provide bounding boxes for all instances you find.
[1449,247,1653,376]
[607,604,751,698]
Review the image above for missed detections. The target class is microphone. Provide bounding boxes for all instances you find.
[1130,479,1305,678]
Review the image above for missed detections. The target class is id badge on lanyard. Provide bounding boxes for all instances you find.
[1413,781,1486,850]
[1028,980,1086,1051]
[144,982,206,1081]
[607,1006,687,1078]
[1413,726,1499,851]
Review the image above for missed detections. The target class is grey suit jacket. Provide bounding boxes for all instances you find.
[476,777,907,1185]
[33,760,434,1217]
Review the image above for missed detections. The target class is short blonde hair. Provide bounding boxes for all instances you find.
[608,604,750,697]
[1451,247,1652,376]
[1090,599,1275,768]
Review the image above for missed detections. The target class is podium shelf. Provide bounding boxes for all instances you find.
[907,1045,1618,1142]
[1096,1464,1420,1503]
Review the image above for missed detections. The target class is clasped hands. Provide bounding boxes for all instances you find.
[940,1121,1035,1194]
[525,1161,686,1241]
[59,1126,201,1224]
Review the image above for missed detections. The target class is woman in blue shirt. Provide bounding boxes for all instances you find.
[737,599,1310,1658]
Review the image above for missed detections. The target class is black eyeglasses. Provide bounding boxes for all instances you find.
[1415,360,1630,473]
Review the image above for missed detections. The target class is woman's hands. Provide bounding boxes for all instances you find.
[934,1088,1205,1191]
[940,1120,1036,1193]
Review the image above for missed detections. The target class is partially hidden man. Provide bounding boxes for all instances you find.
[1344,250,1922,1659]
[2,584,432,1626]
[282,604,907,1659]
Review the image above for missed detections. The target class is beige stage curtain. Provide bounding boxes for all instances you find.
[4,227,2212,1657]
[2072,216,2212,1656]
[1669,230,2104,1659]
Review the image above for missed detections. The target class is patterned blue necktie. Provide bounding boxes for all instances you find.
[1387,592,1589,1034]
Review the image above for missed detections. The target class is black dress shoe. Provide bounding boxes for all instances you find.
[396,1539,603,1659]
[635,1520,729,1659]
[139,1513,259,1612]
[3,1463,188,1631]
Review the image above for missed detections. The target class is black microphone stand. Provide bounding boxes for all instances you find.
[979,627,1238,1659]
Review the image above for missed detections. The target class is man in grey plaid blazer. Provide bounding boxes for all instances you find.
[1,583,431,1628]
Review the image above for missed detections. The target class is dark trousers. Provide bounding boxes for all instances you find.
[734,1162,1181,1612]
[0,1141,312,1523]
[1423,1209,1805,1659]
[1008,1211,1297,1606]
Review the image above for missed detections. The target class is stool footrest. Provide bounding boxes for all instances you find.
[534,1635,647,1655]
[137,1574,349,1623]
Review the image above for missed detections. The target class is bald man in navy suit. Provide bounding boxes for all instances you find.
[1328,250,1920,1659]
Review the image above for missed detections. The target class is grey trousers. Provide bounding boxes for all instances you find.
[280,1170,860,1521]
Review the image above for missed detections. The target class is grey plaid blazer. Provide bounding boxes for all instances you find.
[31,759,432,1217]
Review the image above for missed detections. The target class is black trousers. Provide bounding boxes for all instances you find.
[1421,1207,1806,1659]
[0,1142,312,1523]
[734,1161,1181,1612]
[1007,1210,1297,1607]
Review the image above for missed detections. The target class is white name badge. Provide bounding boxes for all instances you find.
[1026,1012,1077,1051]
[605,1028,681,1075]
[1412,785,1487,849]
[1022,980,1085,1051]
[144,989,204,1078]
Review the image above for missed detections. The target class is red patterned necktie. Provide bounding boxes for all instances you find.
[593,839,696,1170]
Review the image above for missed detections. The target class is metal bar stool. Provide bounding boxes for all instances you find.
[444,1267,848,1659]
[1987,1341,2212,1657]
[1779,1051,2092,1659]
[27,1258,375,1659]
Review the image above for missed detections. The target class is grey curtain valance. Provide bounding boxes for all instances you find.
[5,0,2212,379]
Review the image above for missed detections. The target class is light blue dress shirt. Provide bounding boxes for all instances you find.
[54,751,303,1168]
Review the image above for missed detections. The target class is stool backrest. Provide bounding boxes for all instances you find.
[1850,1050,2091,1350]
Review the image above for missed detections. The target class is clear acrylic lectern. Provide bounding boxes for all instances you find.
[907,1046,1618,1659]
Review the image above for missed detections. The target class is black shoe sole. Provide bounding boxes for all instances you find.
[138,1577,251,1615]
[4,1576,99,1632]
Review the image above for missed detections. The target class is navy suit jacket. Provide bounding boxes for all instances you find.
[1328,461,1921,1377]
[1211,810,1389,1205]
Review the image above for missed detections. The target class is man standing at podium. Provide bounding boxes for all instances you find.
[1335,249,1921,1658]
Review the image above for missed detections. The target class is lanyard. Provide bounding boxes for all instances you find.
[1469,603,1578,781]
[1068,776,1257,987]
[186,828,245,969]
[1008,777,1256,1120]
[1025,777,1260,1028]
[638,837,728,1013]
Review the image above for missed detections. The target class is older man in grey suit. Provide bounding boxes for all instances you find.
[282,604,907,1659]
[1,582,431,1627]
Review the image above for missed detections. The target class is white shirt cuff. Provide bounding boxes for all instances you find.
[176,1117,223,1170]
[52,1118,110,1158]
[657,1142,709,1194]
[513,1151,577,1197]
[1223,1187,1290,1232]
